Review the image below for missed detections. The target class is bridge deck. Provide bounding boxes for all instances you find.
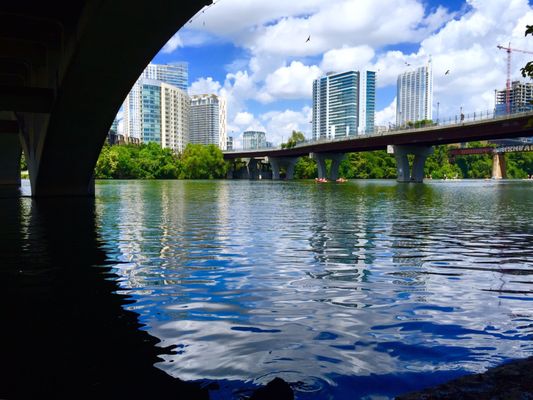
[224,111,533,159]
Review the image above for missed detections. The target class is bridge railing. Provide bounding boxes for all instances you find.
[224,108,533,153]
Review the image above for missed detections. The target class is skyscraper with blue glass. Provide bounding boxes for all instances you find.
[142,62,188,91]
[120,62,189,144]
[122,78,190,153]
[312,70,376,140]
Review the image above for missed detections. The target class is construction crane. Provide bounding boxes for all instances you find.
[497,43,533,114]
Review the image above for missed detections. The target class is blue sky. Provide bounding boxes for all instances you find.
[152,0,533,146]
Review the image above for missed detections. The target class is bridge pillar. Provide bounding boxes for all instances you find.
[267,156,298,180]
[393,145,434,183]
[269,158,280,180]
[226,160,235,179]
[0,132,22,189]
[492,153,506,179]
[310,152,345,180]
[329,153,345,181]
[247,158,259,180]
[0,112,22,191]
[311,153,327,179]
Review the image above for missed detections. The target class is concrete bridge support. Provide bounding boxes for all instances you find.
[310,153,346,180]
[268,157,298,180]
[0,113,22,189]
[246,158,259,180]
[0,0,208,197]
[492,153,507,179]
[393,145,434,183]
[0,133,21,189]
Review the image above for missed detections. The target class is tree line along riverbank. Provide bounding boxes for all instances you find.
[21,141,532,180]
[102,142,532,180]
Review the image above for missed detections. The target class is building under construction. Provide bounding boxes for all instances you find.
[495,80,533,115]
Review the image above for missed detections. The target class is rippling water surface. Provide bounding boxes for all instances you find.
[54,180,533,397]
[5,181,533,399]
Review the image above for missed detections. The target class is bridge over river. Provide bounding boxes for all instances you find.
[224,112,533,181]
[0,0,532,196]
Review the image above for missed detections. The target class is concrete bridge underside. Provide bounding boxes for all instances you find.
[0,0,207,196]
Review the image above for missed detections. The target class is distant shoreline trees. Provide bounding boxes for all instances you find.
[91,141,531,180]
[293,143,531,180]
[19,141,531,180]
[94,142,228,179]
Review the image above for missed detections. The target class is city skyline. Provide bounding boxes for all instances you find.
[151,0,533,147]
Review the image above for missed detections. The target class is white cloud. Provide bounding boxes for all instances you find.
[416,0,533,116]
[161,32,183,54]
[262,61,322,102]
[362,0,533,117]
[177,0,533,143]
[226,107,312,148]
[375,98,397,126]
[233,112,255,127]
[188,77,222,95]
[185,0,454,58]
[261,106,312,145]
[321,46,375,74]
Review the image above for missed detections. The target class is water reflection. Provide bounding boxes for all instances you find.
[93,180,533,399]
[0,193,206,398]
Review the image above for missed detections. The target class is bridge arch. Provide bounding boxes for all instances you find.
[0,0,208,196]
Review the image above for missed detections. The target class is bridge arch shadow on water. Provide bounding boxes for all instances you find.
[0,195,212,398]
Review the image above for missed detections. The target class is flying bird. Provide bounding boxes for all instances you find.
[306,35,311,43]
[445,70,450,75]
[405,62,410,66]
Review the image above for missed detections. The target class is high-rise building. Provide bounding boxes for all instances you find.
[120,62,188,142]
[123,78,190,153]
[494,81,533,144]
[122,81,142,141]
[189,94,227,150]
[226,136,233,151]
[495,80,533,116]
[140,80,162,145]
[242,131,266,149]
[161,82,190,153]
[312,70,376,140]
[396,62,433,127]
[142,62,188,91]
[110,118,119,133]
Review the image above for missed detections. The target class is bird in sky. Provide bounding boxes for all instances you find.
[405,62,410,66]
[445,70,450,75]
[306,35,311,43]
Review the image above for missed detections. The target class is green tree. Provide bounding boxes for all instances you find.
[425,145,463,179]
[406,119,434,128]
[20,152,27,171]
[179,144,227,179]
[282,130,306,149]
[95,142,181,179]
[521,25,533,79]
[294,156,317,178]
[507,152,533,178]
[338,151,396,179]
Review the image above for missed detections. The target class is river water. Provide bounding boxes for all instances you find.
[3,179,533,399]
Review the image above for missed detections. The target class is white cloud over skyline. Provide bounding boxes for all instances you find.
[171,0,533,144]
